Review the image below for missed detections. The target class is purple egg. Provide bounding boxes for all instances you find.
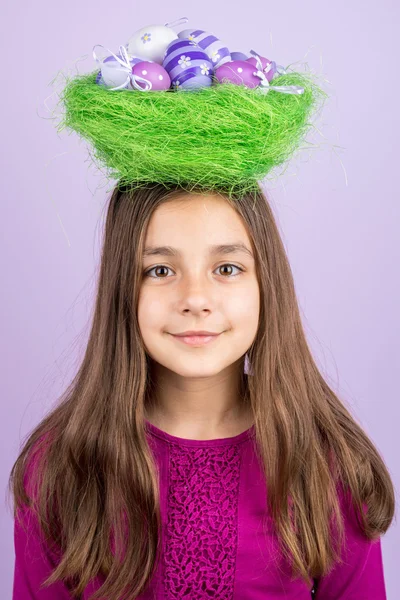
[163,39,213,90]
[132,61,171,91]
[246,55,276,82]
[215,60,261,89]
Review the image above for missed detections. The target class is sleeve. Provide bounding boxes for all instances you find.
[313,490,387,600]
[12,439,74,599]
[13,503,75,600]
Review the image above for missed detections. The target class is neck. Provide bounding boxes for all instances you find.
[144,358,253,438]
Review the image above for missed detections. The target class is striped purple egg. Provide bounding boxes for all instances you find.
[162,39,214,90]
[177,28,231,70]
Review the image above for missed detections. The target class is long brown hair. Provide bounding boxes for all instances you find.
[8,181,395,599]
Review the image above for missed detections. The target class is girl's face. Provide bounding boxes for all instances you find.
[138,194,260,378]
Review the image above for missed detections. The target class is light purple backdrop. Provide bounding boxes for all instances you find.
[1,1,398,598]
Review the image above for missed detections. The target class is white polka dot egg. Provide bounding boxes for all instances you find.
[132,61,171,91]
[215,60,261,88]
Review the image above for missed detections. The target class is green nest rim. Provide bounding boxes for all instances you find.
[55,68,328,198]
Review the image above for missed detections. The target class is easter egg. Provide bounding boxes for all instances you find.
[246,56,276,82]
[231,51,249,61]
[177,28,231,70]
[127,25,178,64]
[215,60,261,88]
[99,53,142,89]
[163,39,213,90]
[132,61,171,91]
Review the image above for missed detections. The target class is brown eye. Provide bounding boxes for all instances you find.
[154,266,169,278]
[143,265,171,278]
[144,263,244,279]
[219,264,237,276]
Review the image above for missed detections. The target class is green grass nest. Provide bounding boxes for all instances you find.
[57,69,327,197]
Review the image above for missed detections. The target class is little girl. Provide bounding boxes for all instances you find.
[9,16,395,600]
[10,181,394,599]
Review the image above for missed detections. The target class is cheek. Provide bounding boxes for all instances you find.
[227,285,260,322]
[137,291,165,331]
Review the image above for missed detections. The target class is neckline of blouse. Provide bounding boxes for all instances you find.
[144,418,256,447]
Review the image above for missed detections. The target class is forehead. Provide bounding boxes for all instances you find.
[144,193,249,242]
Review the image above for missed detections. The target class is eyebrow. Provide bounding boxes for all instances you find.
[143,243,254,259]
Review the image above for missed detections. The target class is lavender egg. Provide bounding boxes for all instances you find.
[215,60,261,89]
[246,55,276,82]
[177,28,231,70]
[132,61,171,91]
[231,51,249,61]
[162,39,213,90]
[99,53,142,89]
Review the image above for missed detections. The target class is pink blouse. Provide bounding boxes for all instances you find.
[13,419,387,599]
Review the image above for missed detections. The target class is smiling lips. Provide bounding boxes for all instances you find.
[170,332,222,346]
[172,330,221,336]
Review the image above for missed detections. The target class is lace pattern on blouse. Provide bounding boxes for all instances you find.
[164,443,242,599]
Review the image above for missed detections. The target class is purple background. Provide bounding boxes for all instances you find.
[1,2,398,598]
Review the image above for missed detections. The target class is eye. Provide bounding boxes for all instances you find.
[143,263,244,279]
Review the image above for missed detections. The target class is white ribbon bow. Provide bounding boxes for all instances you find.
[249,49,304,95]
[164,16,189,28]
[92,44,153,91]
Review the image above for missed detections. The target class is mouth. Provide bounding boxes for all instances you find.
[169,332,222,346]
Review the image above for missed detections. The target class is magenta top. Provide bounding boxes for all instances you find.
[13,419,387,599]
